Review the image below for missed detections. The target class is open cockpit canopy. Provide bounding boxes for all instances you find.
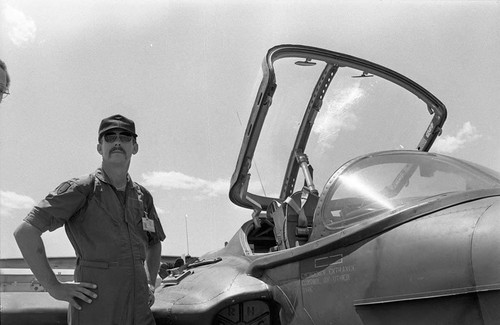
[230,45,447,213]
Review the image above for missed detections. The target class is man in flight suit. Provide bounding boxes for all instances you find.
[14,114,165,325]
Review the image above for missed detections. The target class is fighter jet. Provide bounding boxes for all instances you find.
[151,45,500,324]
[2,45,499,325]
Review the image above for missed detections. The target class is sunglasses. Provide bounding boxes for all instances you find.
[103,132,134,143]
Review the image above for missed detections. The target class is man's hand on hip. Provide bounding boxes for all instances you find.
[46,281,98,310]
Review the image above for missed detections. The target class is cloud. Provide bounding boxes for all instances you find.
[141,171,229,198]
[313,83,365,149]
[3,4,37,47]
[0,190,36,217]
[433,121,481,154]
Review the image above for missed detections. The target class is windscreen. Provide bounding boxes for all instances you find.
[318,152,500,232]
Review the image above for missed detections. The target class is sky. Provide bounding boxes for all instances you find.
[1,0,499,259]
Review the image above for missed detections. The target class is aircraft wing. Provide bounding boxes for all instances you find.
[1,292,68,325]
[1,255,183,324]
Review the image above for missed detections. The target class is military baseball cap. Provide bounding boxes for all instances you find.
[98,114,138,138]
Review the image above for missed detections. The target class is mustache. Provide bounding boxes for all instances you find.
[110,147,125,154]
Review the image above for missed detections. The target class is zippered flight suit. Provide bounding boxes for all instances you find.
[24,168,165,325]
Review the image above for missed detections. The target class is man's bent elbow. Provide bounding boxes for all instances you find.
[13,221,42,245]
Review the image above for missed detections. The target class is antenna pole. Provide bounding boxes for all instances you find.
[185,214,190,255]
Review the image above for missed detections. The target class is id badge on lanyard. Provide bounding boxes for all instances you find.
[142,211,156,233]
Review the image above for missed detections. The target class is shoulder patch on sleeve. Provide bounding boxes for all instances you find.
[55,182,72,194]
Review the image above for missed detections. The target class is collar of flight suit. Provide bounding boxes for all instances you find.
[95,167,133,190]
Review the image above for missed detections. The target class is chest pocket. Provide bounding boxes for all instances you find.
[127,186,151,243]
